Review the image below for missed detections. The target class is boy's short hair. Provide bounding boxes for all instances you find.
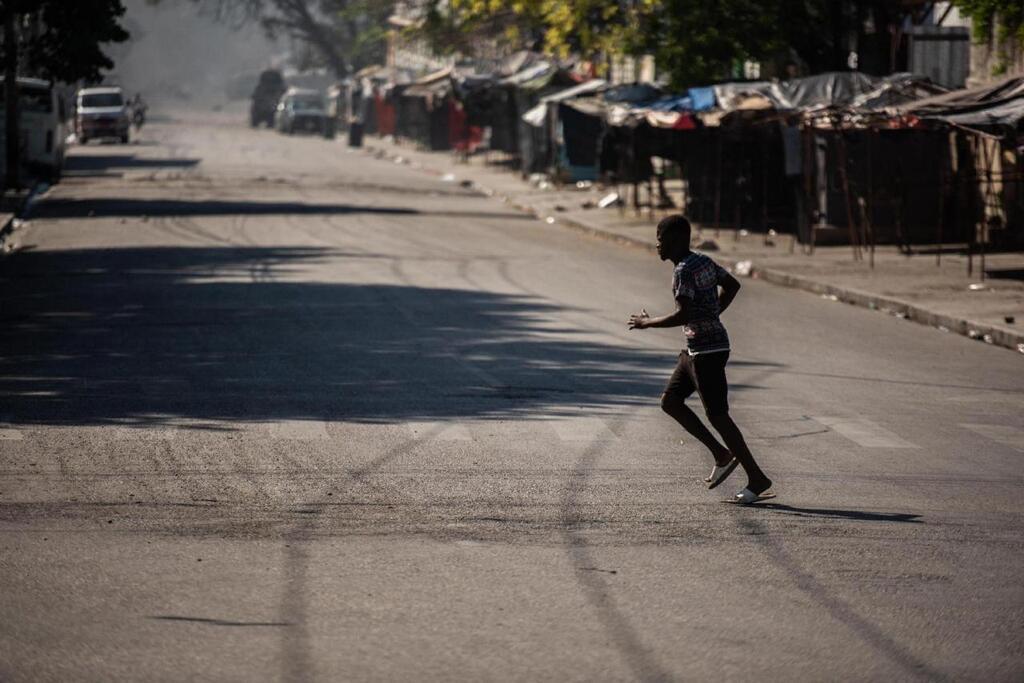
[656,214,692,243]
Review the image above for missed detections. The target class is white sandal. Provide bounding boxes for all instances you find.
[706,458,739,490]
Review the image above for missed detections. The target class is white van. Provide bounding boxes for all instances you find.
[0,77,68,182]
[75,86,130,144]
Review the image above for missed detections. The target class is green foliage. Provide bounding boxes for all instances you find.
[421,0,835,86]
[635,0,829,88]
[1,0,129,83]
[953,0,1024,43]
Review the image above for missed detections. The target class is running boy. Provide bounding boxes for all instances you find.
[628,215,773,503]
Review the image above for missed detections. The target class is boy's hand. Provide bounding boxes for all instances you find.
[628,308,650,330]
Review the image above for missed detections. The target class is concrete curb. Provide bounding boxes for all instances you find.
[363,142,1024,355]
[0,211,16,252]
[0,180,48,255]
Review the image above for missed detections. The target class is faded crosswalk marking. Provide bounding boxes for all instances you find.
[268,420,330,440]
[548,417,618,442]
[407,422,472,441]
[960,423,1024,451]
[811,416,918,449]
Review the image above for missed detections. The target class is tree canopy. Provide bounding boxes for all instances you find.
[422,1,1024,88]
[189,0,395,76]
[953,0,1024,43]
[1,0,129,83]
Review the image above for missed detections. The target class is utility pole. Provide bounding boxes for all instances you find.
[4,8,19,191]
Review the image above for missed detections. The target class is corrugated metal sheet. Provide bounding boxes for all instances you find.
[908,26,970,89]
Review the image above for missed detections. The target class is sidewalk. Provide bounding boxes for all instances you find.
[361,136,1024,354]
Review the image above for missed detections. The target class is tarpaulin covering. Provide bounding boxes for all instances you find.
[688,87,716,112]
[522,79,607,127]
[646,95,694,112]
[902,75,1024,132]
[714,72,882,112]
[847,73,947,110]
[603,82,662,104]
[403,67,454,99]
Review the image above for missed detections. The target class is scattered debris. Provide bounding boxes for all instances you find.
[937,325,949,333]
[982,334,994,344]
[1004,316,1015,324]
[581,200,596,209]
[1018,343,1024,354]
[459,180,473,188]
[695,239,719,251]
[967,329,981,339]
[553,204,567,212]
[528,173,546,186]
[597,192,620,209]
[575,180,593,189]
[544,216,555,224]
[738,229,749,237]
[968,283,985,291]
[441,173,456,182]
[10,218,26,230]
[734,260,753,277]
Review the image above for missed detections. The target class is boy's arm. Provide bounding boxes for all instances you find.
[628,299,689,329]
[718,271,741,313]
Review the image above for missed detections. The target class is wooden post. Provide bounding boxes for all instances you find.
[802,125,816,255]
[4,13,20,191]
[936,166,945,267]
[762,130,770,245]
[936,133,947,266]
[713,132,723,237]
[648,172,655,221]
[834,124,862,261]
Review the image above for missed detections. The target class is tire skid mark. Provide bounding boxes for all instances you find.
[736,515,948,682]
[277,427,445,682]
[560,406,674,682]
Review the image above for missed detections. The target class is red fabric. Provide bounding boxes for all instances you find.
[673,113,698,130]
[374,93,395,136]
[447,100,484,152]
[448,99,467,149]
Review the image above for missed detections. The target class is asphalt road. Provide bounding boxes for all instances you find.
[2,109,1022,682]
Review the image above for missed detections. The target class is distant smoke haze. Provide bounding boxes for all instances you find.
[106,0,283,104]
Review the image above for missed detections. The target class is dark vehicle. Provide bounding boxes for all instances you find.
[274,88,334,138]
[250,69,286,128]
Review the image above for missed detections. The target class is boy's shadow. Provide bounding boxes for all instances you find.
[756,503,922,524]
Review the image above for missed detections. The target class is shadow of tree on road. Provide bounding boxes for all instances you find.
[0,245,770,427]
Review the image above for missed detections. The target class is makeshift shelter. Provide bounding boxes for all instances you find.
[518,78,606,177]
[900,76,1024,252]
[397,67,457,150]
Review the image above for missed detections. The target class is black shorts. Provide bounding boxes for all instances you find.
[663,351,730,416]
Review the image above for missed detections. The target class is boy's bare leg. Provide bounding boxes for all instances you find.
[661,395,732,467]
[708,413,771,492]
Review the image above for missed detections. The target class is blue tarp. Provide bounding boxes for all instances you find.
[687,87,716,111]
[647,95,693,112]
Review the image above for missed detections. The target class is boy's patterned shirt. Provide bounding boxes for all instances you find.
[672,252,731,355]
